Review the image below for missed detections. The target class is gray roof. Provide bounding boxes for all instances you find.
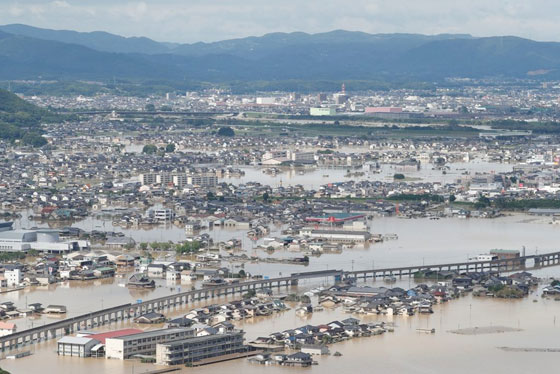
[0,230,34,240]
[57,336,98,345]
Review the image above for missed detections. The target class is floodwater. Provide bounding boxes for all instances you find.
[1,156,555,374]
[3,278,560,374]
[222,160,512,189]
[3,214,560,373]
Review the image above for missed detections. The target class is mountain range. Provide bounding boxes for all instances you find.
[0,24,559,83]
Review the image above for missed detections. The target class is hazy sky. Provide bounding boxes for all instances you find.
[1,0,559,43]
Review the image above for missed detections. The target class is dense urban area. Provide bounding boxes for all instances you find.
[2,81,560,373]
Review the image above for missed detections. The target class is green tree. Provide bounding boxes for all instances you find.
[176,241,202,254]
[145,103,156,111]
[165,143,176,153]
[393,173,405,180]
[217,126,235,137]
[142,144,158,154]
[474,195,491,209]
[449,194,456,202]
[262,192,270,202]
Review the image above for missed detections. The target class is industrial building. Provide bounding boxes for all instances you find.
[155,331,248,366]
[299,228,371,243]
[0,227,86,254]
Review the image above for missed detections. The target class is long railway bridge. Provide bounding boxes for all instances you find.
[1,250,559,351]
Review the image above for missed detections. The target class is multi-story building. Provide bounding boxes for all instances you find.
[139,173,158,185]
[149,208,175,222]
[187,172,218,188]
[105,328,195,360]
[4,265,23,286]
[157,172,173,186]
[155,331,247,366]
[172,174,189,189]
[287,151,315,164]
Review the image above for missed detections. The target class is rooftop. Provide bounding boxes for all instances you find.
[107,327,192,342]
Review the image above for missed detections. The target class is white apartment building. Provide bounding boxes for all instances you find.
[5,266,23,286]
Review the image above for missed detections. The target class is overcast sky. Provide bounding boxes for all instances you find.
[1,0,559,43]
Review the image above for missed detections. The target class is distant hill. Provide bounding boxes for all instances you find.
[0,31,179,80]
[0,24,173,54]
[0,88,58,147]
[1,25,560,83]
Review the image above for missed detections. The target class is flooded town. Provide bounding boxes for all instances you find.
[1,84,560,374]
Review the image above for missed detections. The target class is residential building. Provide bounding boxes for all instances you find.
[4,265,23,286]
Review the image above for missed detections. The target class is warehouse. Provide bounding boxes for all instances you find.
[299,228,371,243]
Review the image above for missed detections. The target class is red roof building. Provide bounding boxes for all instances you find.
[88,329,143,344]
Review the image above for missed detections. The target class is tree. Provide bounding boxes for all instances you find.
[165,143,176,153]
[393,173,405,180]
[142,144,157,154]
[474,195,491,209]
[238,269,246,278]
[262,192,270,203]
[217,126,235,137]
[206,191,215,200]
[449,194,456,202]
[145,103,155,111]
[139,242,148,251]
[176,241,202,254]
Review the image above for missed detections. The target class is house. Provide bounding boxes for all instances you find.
[0,321,16,337]
[301,344,329,355]
[44,305,67,314]
[127,273,155,288]
[283,352,314,367]
[93,267,115,278]
[147,263,166,278]
[223,217,252,229]
[167,317,194,328]
[134,312,166,324]
[105,236,136,249]
[115,254,135,268]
